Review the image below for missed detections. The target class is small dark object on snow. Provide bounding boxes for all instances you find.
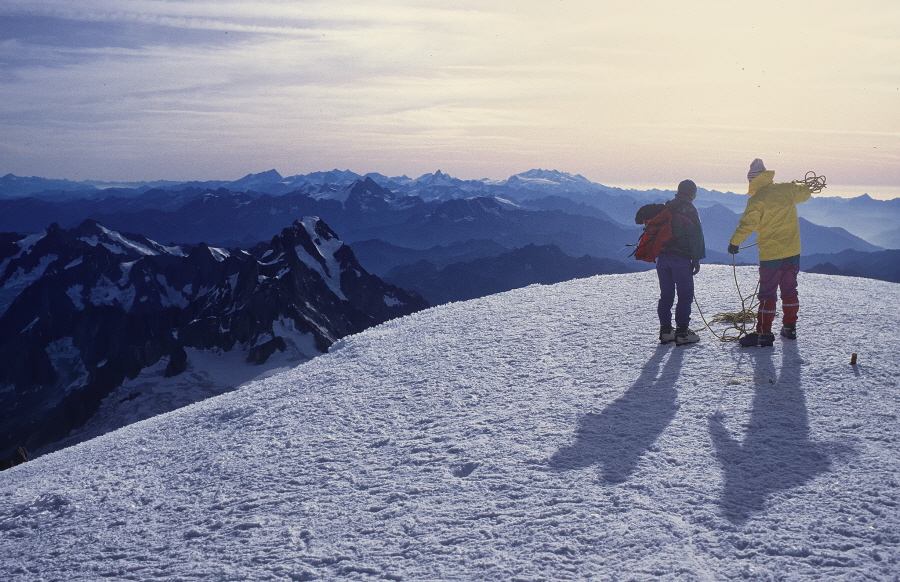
[850,353,858,366]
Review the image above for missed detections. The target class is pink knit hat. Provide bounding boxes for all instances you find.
[747,158,766,182]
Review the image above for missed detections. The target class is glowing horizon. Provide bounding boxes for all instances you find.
[1,1,898,200]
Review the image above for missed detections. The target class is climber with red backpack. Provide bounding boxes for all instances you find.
[634,179,706,346]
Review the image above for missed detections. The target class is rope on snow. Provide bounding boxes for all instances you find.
[692,244,763,342]
[693,170,826,340]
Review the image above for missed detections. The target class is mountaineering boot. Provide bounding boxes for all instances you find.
[739,332,775,347]
[780,324,797,340]
[675,325,699,346]
[659,325,675,344]
[781,296,799,335]
[755,299,778,334]
[742,299,777,347]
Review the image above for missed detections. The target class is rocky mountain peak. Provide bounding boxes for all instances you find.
[0,217,427,463]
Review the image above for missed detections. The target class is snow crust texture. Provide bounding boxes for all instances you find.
[1,267,899,581]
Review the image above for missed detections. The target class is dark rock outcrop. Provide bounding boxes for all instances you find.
[0,217,427,464]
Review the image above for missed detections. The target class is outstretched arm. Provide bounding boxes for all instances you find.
[730,200,761,246]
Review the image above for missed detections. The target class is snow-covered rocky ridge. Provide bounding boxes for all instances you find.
[1,267,898,581]
[0,218,427,463]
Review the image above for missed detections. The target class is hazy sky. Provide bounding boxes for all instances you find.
[1,0,898,198]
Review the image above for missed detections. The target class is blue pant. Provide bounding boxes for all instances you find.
[656,253,694,327]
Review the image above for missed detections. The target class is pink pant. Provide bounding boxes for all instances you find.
[757,260,800,332]
[758,261,799,303]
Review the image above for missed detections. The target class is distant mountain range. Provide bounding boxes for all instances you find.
[383,243,637,305]
[1,168,898,465]
[1,169,894,281]
[798,194,900,249]
[0,218,425,464]
[3,168,896,241]
[804,248,900,283]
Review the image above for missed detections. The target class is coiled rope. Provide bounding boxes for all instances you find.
[793,171,827,193]
[691,170,823,342]
[692,243,761,342]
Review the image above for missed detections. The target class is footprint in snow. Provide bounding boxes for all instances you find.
[451,462,480,478]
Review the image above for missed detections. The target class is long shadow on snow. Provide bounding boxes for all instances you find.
[708,342,831,525]
[549,345,684,483]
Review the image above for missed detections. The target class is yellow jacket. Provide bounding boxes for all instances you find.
[729,170,811,261]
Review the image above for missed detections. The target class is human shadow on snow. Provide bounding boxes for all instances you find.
[549,345,684,483]
[708,342,831,525]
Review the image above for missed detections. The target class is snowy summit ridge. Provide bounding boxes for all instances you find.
[0,218,427,463]
[1,267,898,580]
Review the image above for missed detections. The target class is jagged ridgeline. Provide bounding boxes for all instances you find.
[0,217,427,463]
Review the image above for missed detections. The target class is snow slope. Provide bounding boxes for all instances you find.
[1,266,899,581]
[44,334,316,457]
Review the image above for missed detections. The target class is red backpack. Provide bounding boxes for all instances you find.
[632,205,673,263]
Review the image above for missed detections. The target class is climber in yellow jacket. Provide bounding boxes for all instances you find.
[728,159,811,347]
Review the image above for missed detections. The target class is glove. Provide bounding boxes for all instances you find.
[691,260,700,276]
[727,244,739,254]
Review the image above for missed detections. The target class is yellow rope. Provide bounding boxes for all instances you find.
[793,171,827,193]
[691,169,823,341]
[692,244,762,342]
[678,168,823,343]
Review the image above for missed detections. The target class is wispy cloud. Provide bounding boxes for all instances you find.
[0,0,897,188]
